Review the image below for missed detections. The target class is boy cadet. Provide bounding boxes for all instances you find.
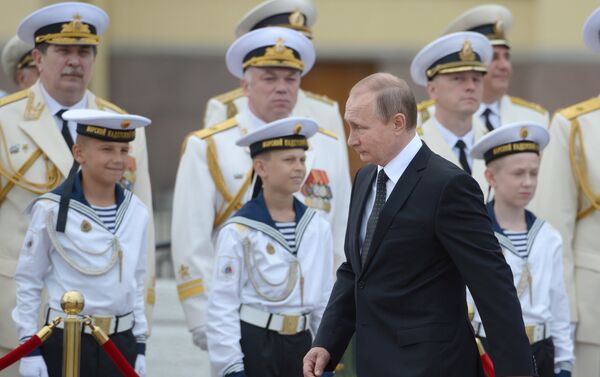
[410,31,491,194]
[13,109,150,377]
[1,36,38,90]
[469,122,574,377]
[172,26,350,353]
[204,0,349,148]
[0,3,156,371]
[532,6,600,376]
[207,117,334,377]
[417,4,549,129]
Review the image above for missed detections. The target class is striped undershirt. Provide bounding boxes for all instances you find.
[275,221,297,251]
[504,230,528,258]
[91,204,118,233]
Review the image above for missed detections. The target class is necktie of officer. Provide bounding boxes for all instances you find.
[455,140,472,175]
[481,108,495,132]
[55,109,74,151]
[362,169,388,266]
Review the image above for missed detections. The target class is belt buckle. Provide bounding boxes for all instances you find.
[93,316,113,335]
[525,325,535,344]
[280,315,299,335]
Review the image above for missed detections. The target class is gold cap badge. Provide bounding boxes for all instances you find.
[293,123,303,134]
[459,40,476,62]
[289,9,305,27]
[520,127,529,139]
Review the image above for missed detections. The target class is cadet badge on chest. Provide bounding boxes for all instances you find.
[301,169,332,212]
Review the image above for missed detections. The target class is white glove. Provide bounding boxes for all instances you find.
[191,325,207,350]
[134,354,146,377]
[19,355,49,377]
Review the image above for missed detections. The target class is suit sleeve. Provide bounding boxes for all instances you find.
[435,173,534,377]
[171,135,218,332]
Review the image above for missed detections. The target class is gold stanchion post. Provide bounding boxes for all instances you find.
[60,291,85,377]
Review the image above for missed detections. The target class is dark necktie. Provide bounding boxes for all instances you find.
[55,109,74,151]
[361,169,388,266]
[455,140,472,175]
[481,108,495,132]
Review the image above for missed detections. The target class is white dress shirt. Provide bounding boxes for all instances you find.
[360,134,423,246]
[39,83,88,142]
[476,101,501,130]
[434,119,475,171]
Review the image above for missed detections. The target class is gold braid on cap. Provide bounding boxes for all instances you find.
[243,38,304,71]
[35,14,100,45]
[426,40,487,79]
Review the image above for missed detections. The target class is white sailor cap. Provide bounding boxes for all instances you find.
[62,109,151,143]
[410,31,493,87]
[1,36,35,83]
[226,26,315,79]
[583,7,600,53]
[444,4,513,47]
[471,121,549,164]
[236,116,318,157]
[17,2,109,46]
[236,0,317,39]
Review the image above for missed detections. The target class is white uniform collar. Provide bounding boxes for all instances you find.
[476,100,501,117]
[39,83,88,115]
[433,116,475,153]
[378,133,423,186]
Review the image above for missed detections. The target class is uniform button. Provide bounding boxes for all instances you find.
[358,281,365,289]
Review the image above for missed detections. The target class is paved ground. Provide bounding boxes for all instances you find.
[146,279,211,377]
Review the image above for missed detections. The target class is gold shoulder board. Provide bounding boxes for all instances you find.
[558,97,600,120]
[0,89,29,108]
[212,88,244,105]
[194,117,238,139]
[95,97,127,114]
[304,90,336,106]
[317,127,338,139]
[417,98,435,112]
[509,96,547,115]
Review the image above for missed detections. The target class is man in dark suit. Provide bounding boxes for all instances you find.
[303,73,536,377]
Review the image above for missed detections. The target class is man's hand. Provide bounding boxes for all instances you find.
[303,347,331,377]
[191,325,207,350]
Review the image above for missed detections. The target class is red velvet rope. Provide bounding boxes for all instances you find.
[100,339,139,377]
[0,335,42,371]
[481,352,495,377]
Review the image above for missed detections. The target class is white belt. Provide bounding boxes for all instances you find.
[47,308,134,336]
[472,321,550,344]
[239,305,310,336]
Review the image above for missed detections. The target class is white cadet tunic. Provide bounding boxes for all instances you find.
[206,196,334,377]
[171,108,350,333]
[469,208,574,370]
[12,181,149,341]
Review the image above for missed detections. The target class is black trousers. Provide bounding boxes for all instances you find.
[480,336,554,377]
[41,328,136,377]
[240,321,312,377]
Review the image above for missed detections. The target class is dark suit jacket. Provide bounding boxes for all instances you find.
[313,144,535,377]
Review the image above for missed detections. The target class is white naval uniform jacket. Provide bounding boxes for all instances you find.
[206,194,334,377]
[0,81,155,349]
[418,116,489,196]
[12,176,149,340]
[469,205,574,369]
[531,97,600,346]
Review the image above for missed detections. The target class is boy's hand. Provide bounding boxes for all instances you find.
[191,325,207,350]
[134,354,146,377]
[19,355,49,377]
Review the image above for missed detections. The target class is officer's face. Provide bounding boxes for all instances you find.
[73,137,130,187]
[33,44,95,103]
[427,71,483,116]
[485,152,539,208]
[484,46,512,95]
[254,149,307,195]
[242,67,300,123]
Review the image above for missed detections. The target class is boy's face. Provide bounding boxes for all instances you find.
[73,136,129,186]
[253,148,307,195]
[485,152,540,208]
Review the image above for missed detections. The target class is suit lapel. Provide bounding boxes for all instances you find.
[352,165,376,267]
[360,144,430,274]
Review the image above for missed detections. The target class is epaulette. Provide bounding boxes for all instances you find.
[193,117,238,139]
[304,90,336,106]
[212,88,244,105]
[0,89,28,108]
[509,96,546,115]
[417,98,435,112]
[317,127,338,140]
[95,97,127,114]
[558,97,600,121]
